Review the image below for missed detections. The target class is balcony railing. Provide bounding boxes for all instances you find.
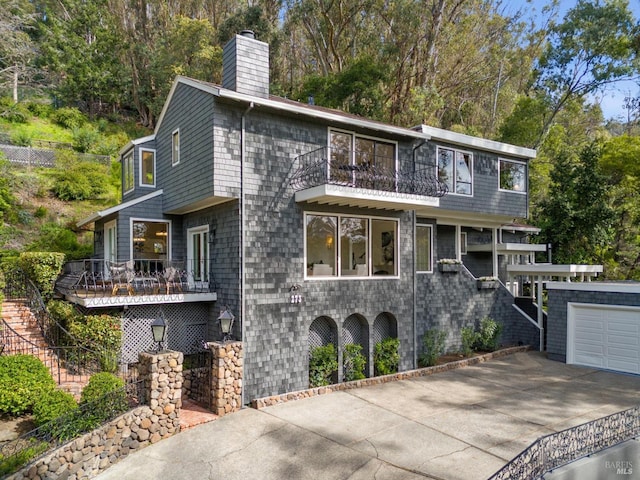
[57,258,215,300]
[290,147,448,198]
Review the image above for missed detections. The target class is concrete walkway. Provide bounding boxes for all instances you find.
[95,352,640,480]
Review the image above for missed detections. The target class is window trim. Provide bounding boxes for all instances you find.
[416,224,433,274]
[122,149,134,195]
[460,232,468,255]
[498,157,527,194]
[304,211,400,280]
[171,128,180,166]
[129,218,172,262]
[328,128,398,172]
[436,146,474,196]
[139,148,156,188]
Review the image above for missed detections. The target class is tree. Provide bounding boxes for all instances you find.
[537,143,613,265]
[533,0,637,147]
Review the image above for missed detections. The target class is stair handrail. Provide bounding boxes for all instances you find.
[0,317,42,353]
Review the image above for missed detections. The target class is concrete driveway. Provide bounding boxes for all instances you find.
[95,352,640,480]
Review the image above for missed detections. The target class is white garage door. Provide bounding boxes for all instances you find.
[567,304,640,374]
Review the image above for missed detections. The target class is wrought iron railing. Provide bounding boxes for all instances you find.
[488,404,640,479]
[57,258,215,299]
[290,146,448,198]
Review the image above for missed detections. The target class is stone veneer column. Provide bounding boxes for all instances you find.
[208,341,243,416]
[138,350,183,435]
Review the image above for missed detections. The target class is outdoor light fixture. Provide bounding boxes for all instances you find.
[151,316,166,352]
[326,235,334,249]
[217,306,235,342]
[289,284,303,304]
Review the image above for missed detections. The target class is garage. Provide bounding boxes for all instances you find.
[567,303,640,375]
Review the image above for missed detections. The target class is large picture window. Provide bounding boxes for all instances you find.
[306,213,398,278]
[140,148,156,187]
[437,147,472,195]
[416,225,432,272]
[122,150,134,193]
[499,158,527,193]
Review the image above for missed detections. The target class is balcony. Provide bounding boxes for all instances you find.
[56,259,217,308]
[290,147,447,211]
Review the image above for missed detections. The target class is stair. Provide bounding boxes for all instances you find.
[514,297,548,350]
[1,300,90,396]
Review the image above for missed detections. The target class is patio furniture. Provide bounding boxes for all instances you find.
[162,266,183,294]
[108,260,135,296]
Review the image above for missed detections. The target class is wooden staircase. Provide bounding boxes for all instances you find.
[1,300,89,397]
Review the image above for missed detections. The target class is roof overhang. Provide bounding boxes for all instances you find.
[163,195,235,215]
[295,184,439,211]
[118,134,156,157]
[77,190,164,228]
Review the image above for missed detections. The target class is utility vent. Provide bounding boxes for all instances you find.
[222,31,269,99]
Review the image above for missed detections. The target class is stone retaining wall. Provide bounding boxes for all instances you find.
[8,351,183,480]
[251,345,530,409]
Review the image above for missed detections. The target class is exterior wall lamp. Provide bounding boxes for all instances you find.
[217,306,235,342]
[151,316,166,352]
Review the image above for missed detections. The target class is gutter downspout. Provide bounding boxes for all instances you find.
[411,140,425,369]
[240,101,254,407]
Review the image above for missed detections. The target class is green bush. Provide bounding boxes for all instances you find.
[309,344,338,387]
[419,329,447,367]
[17,251,65,301]
[51,156,110,201]
[25,101,54,118]
[27,223,93,261]
[10,129,33,146]
[69,313,122,361]
[343,343,367,381]
[47,299,83,331]
[0,99,30,124]
[374,337,400,376]
[0,438,48,477]
[33,389,78,426]
[0,355,56,416]
[79,373,128,427]
[51,107,87,129]
[461,326,479,357]
[477,316,502,352]
[72,125,100,153]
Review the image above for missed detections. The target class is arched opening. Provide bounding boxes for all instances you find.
[373,312,399,376]
[342,314,370,380]
[308,316,338,387]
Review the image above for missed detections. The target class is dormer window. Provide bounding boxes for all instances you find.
[140,148,156,187]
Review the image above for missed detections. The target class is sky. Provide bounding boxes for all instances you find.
[506,0,640,121]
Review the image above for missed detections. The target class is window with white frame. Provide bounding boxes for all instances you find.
[499,158,527,193]
[437,147,473,195]
[416,225,433,272]
[460,231,467,255]
[306,213,398,278]
[140,148,156,187]
[122,150,134,193]
[172,129,180,166]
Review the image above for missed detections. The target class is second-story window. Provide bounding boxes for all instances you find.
[123,150,134,193]
[172,129,180,166]
[499,158,527,193]
[437,147,473,195]
[140,149,156,187]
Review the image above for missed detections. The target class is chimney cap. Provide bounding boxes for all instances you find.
[239,30,256,39]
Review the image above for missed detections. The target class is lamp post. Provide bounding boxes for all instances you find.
[151,316,166,352]
[217,307,235,342]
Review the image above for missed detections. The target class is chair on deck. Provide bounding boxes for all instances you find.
[161,266,183,294]
[108,260,135,296]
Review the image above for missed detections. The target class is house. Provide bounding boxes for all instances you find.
[59,31,553,403]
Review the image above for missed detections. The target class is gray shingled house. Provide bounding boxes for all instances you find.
[58,31,546,402]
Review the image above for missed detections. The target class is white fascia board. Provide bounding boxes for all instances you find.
[77,190,164,228]
[169,77,430,140]
[547,281,640,293]
[416,125,536,159]
[118,135,157,157]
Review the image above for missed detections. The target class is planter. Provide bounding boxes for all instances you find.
[438,263,461,273]
[477,280,499,289]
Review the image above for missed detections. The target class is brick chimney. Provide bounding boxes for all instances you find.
[222,30,269,99]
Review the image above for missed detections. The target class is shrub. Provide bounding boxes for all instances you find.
[309,344,338,387]
[374,337,400,376]
[72,125,100,153]
[47,299,83,331]
[69,314,122,359]
[419,329,447,367]
[17,251,65,301]
[461,326,479,357]
[25,101,54,118]
[51,156,110,201]
[343,343,367,381]
[0,355,56,416]
[0,99,30,123]
[34,206,47,218]
[27,223,93,261]
[51,107,87,129]
[477,316,502,352]
[0,438,48,477]
[79,373,128,427]
[33,389,78,426]
[9,129,33,146]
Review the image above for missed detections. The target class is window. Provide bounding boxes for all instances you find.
[460,232,467,255]
[416,225,432,272]
[172,129,180,166]
[329,130,396,189]
[122,150,134,193]
[188,225,209,284]
[306,213,398,278]
[437,147,473,195]
[140,149,156,187]
[131,220,170,273]
[499,159,527,193]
